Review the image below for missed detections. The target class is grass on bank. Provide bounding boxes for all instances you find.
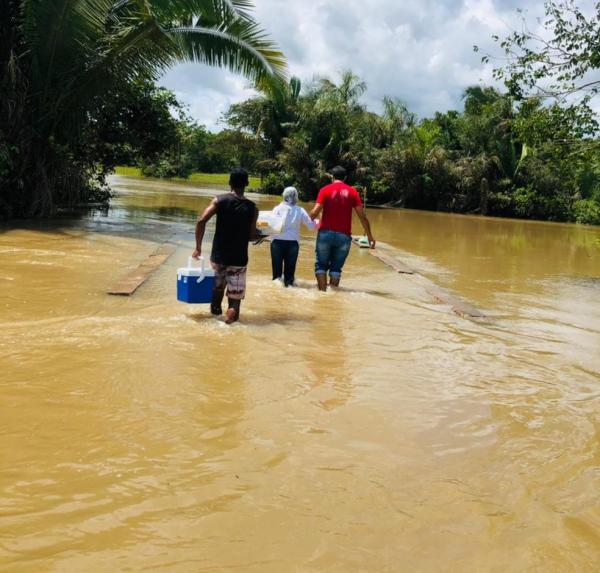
[114,166,261,188]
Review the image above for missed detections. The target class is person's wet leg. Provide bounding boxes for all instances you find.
[225,298,241,324]
[284,241,299,287]
[328,233,351,289]
[271,240,283,281]
[210,286,225,315]
[315,231,331,291]
[316,273,328,291]
[224,266,246,323]
[211,266,227,316]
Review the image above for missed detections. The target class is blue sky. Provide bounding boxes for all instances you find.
[158,0,567,130]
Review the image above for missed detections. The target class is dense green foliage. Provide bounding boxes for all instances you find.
[2,0,599,225]
[112,84,263,179]
[0,0,285,218]
[199,0,600,225]
[212,72,600,224]
[118,87,270,179]
[133,65,600,225]
[485,0,600,137]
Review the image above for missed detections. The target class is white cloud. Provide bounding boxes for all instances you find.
[158,0,554,130]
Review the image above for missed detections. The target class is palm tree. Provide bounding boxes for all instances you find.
[303,71,367,167]
[1,0,286,217]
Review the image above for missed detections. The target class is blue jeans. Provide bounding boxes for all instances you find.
[315,230,352,279]
[271,239,300,286]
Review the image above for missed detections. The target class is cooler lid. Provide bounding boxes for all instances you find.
[177,257,215,278]
[177,268,204,277]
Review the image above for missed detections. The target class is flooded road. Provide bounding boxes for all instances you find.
[1,176,599,572]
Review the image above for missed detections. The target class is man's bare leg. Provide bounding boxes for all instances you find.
[329,275,340,288]
[211,286,225,316]
[225,298,241,324]
[316,273,328,292]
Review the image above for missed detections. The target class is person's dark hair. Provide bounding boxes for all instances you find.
[229,168,249,190]
[330,166,347,181]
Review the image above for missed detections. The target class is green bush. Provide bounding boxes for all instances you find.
[259,172,295,196]
[141,156,193,179]
[369,179,395,203]
[513,186,537,218]
[573,199,600,225]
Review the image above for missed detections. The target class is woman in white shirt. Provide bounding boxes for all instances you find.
[270,187,318,286]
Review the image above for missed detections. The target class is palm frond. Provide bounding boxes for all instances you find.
[21,0,287,134]
[221,0,255,20]
[80,0,285,95]
[120,0,254,25]
[170,21,286,82]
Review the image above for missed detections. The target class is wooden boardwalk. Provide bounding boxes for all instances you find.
[367,247,486,319]
[369,249,415,274]
[108,242,177,296]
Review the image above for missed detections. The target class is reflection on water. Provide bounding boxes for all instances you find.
[0,176,599,572]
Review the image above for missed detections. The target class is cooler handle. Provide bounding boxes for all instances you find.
[188,256,206,271]
[188,256,207,284]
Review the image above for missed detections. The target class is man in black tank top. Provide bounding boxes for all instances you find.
[192,169,259,324]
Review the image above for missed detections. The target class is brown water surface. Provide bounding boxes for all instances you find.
[1,176,599,572]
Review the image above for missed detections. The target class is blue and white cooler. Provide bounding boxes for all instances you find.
[177,257,215,304]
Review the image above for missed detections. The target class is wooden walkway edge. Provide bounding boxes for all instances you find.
[366,248,486,319]
[368,249,415,274]
[420,283,487,319]
[108,243,177,296]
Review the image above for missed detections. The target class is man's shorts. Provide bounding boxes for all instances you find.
[211,263,247,300]
[315,230,352,279]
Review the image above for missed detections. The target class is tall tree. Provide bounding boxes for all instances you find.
[224,76,302,154]
[481,0,600,136]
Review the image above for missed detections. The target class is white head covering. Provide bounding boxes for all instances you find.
[282,186,299,205]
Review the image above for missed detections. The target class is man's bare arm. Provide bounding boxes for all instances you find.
[310,203,323,220]
[354,206,376,249]
[192,198,218,259]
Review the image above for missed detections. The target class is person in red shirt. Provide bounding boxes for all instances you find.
[310,166,376,291]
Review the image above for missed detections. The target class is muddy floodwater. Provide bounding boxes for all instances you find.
[1,176,599,572]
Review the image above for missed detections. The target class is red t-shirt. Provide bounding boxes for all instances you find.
[316,181,362,236]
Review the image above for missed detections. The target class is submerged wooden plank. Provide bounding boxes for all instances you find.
[423,284,487,319]
[368,249,415,274]
[367,248,486,319]
[108,243,177,296]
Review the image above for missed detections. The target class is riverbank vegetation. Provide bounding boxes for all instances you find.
[124,0,600,226]
[2,0,600,225]
[115,167,261,188]
[134,69,600,225]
